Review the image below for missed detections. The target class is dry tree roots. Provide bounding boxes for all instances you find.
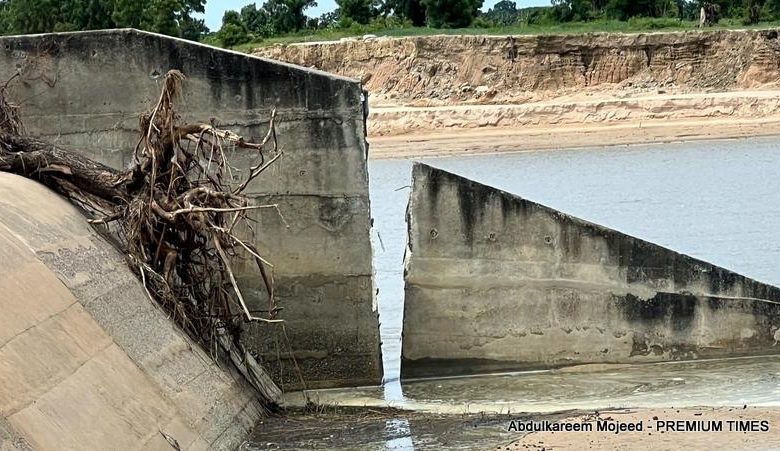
[0,70,284,408]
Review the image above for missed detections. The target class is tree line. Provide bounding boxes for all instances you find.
[2,0,780,46]
[0,0,207,39]
[212,0,484,46]
[548,0,780,22]
[214,0,780,46]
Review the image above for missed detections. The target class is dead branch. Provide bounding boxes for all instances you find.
[0,70,284,409]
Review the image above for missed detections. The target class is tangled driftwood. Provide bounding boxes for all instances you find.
[0,70,284,408]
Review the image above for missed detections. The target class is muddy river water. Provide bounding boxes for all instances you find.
[251,137,780,449]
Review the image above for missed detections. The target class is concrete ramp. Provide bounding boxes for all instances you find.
[0,173,261,449]
[402,163,780,378]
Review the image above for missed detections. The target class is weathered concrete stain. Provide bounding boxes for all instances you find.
[0,29,381,389]
[402,163,780,378]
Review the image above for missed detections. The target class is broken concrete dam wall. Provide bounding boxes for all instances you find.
[402,164,780,378]
[0,29,381,389]
[0,173,261,449]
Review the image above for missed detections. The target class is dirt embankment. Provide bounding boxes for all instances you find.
[255,30,780,157]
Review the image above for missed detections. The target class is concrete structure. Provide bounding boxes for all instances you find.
[0,173,262,449]
[402,163,780,378]
[0,29,381,389]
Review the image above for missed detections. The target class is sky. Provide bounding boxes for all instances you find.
[201,0,551,30]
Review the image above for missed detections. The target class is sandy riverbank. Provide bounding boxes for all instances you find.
[369,116,780,159]
[367,89,780,159]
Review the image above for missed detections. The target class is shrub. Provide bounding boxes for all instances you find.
[626,16,682,30]
[217,23,253,47]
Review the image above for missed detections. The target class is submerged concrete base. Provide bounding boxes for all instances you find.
[402,163,780,378]
[0,173,262,449]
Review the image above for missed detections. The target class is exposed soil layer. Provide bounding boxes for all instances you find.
[254,30,780,107]
[367,91,780,136]
[255,30,780,153]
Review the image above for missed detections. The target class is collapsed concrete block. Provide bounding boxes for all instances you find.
[0,29,381,388]
[402,163,780,378]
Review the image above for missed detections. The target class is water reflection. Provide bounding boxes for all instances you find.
[384,379,407,403]
[384,419,413,450]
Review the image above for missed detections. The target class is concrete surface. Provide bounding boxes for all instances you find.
[0,172,262,449]
[402,163,780,378]
[0,29,381,389]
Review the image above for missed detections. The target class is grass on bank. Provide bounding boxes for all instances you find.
[228,17,780,52]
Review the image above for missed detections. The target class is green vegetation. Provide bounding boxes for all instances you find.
[0,0,207,39]
[205,0,780,49]
[422,0,484,28]
[2,0,780,50]
[229,17,780,51]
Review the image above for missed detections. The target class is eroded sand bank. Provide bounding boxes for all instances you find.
[369,114,780,159]
[368,90,780,159]
[254,31,780,160]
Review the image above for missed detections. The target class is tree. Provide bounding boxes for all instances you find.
[144,0,184,36]
[381,0,426,25]
[484,0,519,25]
[678,0,700,19]
[551,0,595,21]
[63,0,115,30]
[269,0,317,32]
[318,9,340,28]
[141,0,207,39]
[240,3,273,36]
[179,14,208,40]
[0,0,208,40]
[222,9,244,28]
[765,0,780,16]
[112,0,147,28]
[422,0,482,27]
[4,0,60,34]
[743,0,780,22]
[744,0,762,23]
[0,2,9,34]
[215,10,250,46]
[708,0,742,17]
[337,0,378,24]
[601,0,680,20]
